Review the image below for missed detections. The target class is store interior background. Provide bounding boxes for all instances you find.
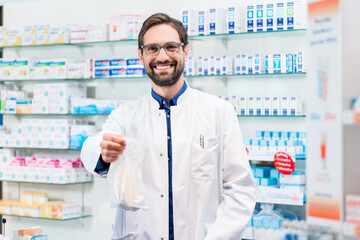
[2,0,306,239]
[2,0,359,239]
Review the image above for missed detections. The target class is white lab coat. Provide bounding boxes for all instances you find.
[81,87,256,240]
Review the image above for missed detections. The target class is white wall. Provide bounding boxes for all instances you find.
[2,0,307,239]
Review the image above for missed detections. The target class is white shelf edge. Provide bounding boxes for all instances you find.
[256,186,304,206]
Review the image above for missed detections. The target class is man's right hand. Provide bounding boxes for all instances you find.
[100,133,127,163]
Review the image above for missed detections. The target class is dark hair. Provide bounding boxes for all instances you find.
[138,13,188,52]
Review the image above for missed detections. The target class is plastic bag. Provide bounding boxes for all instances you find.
[107,137,148,211]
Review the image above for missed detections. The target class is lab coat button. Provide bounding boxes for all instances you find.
[167,136,170,140]
[167,114,169,118]
[160,194,164,198]
[160,153,163,157]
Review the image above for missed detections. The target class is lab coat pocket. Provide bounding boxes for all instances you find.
[113,232,141,240]
[191,136,220,181]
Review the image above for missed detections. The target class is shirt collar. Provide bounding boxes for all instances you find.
[151,81,188,109]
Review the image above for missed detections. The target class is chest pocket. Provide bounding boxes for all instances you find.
[191,136,220,181]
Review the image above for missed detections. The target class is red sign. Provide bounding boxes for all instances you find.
[274,152,294,175]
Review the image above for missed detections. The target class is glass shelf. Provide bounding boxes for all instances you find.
[1,213,92,221]
[0,29,306,50]
[1,113,109,116]
[189,29,307,41]
[0,72,306,83]
[238,115,306,118]
[0,147,80,151]
[2,180,93,185]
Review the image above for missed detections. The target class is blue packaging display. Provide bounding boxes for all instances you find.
[260,177,278,186]
[110,68,127,77]
[94,59,110,68]
[126,58,142,67]
[110,59,127,68]
[73,105,97,114]
[126,68,145,76]
[254,177,260,186]
[270,168,280,179]
[255,167,270,178]
[95,69,110,78]
[69,131,88,149]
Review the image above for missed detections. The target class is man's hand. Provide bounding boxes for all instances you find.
[100,133,127,163]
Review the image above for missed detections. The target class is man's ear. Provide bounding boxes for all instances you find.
[184,44,190,62]
[138,48,144,65]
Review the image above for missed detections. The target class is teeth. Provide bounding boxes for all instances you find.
[156,65,171,70]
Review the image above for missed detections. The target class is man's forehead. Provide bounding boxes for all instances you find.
[143,24,180,44]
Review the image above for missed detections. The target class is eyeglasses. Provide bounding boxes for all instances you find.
[140,42,185,56]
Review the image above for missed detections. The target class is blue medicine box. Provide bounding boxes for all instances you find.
[270,168,279,179]
[255,167,270,178]
[260,177,277,186]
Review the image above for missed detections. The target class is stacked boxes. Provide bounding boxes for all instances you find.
[0,151,92,183]
[0,118,84,149]
[109,14,143,40]
[182,1,307,36]
[244,130,307,156]
[69,125,99,149]
[33,83,86,114]
[94,58,145,78]
[220,95,303,116]
[0,193,81,220]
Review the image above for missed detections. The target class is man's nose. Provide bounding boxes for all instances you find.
[156,47,170,62]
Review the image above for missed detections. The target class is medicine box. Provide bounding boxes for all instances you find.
[182,10,198,36]
[221,55,233,75]
[238,97,247,115]
[263,97,272,115]
[280,97,289,115]
[276,2,285,30]
[197,56,203,75]
[256,4,265,32]
[248,97,255,115]
[266,3,275,31]
[246,5,255,32]
[272,97,280,115]
[209,56,215,75]
[289,97,302,115]
[226,7,244,34]
[207,8,226,35]
[198,11,207,36]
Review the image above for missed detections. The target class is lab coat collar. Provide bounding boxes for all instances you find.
[151,81,189,109]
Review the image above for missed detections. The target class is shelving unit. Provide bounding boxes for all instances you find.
[0,29,306,50]
[0,3,308,239]
[2,213,92,221]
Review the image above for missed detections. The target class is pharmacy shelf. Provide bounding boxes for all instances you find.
[0,72,306,84]
[1,213,92,221]
[256,186,305,206]
[0,29,307,50]
[343,222,360,238]
[238,115,306,118]
[1,180,93,185]
[2,113,306,117]
[1,113,109,116]
[0,147,80,151]
[248,153,306,162]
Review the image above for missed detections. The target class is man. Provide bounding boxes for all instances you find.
[81,13,256,240]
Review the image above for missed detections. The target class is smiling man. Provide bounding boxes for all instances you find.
[81,13,256,240]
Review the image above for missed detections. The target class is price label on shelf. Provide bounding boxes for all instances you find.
[274,152,294,175]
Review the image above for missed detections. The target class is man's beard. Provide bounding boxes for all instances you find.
[145,59,184,87]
